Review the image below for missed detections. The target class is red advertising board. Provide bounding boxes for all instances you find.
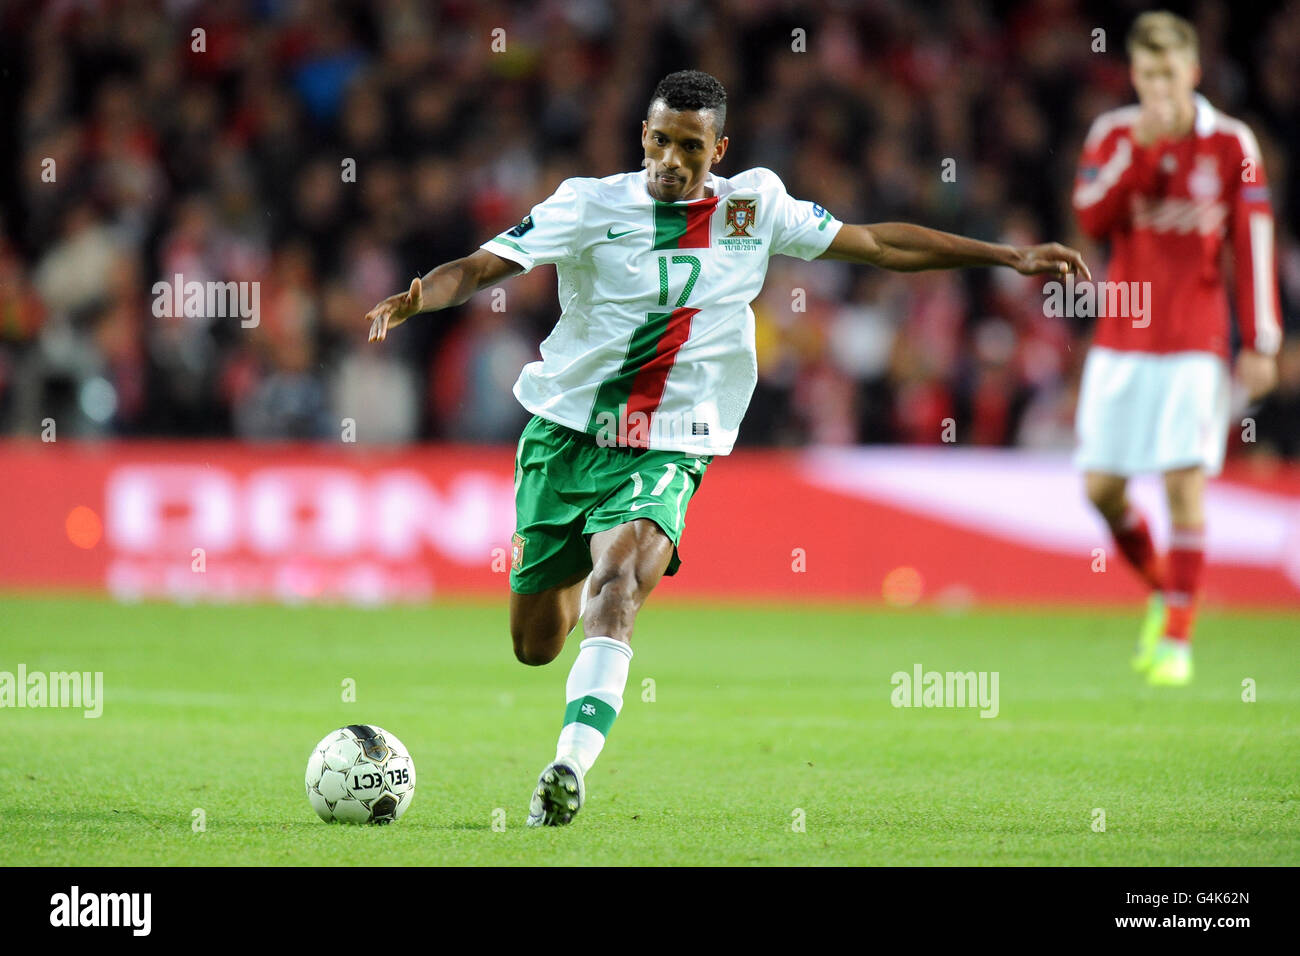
[2,441,1298,607]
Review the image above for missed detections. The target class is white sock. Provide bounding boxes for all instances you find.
[579,572,592,617]
[566,571,594,638]
[556,636,631,775]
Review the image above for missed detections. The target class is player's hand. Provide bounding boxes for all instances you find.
[1235,349,1278,401]
[366,276,423,343]
[1011,243,1092,281]
[1133,100,1179,147]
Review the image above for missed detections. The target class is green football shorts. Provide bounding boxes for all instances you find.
[509,414,713,594]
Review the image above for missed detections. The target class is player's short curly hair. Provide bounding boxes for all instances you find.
[648,70,727,137]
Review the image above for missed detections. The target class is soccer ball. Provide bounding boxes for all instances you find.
[305,725,416,824]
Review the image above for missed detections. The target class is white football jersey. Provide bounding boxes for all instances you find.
[481,167,841,455]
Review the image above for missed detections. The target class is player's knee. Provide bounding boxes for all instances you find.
[513,646,555,667]
[1164,473,1199,509]
[510,624,563,667]
[1166,487,1188,515]
[1085,476,1125,517]
[1166,488,1201,525]
[512,638,561,667]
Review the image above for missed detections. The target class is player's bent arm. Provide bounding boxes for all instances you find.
[817,222,1090,279]
[367,250,522,343]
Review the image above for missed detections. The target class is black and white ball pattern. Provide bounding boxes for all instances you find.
[305,725,416,824]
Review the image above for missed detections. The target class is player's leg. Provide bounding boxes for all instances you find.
[1147,465,1205,685]
[1084,470,1165,670]
[509,570,591,666]
[527,519,675,827]
[1084,470,1163,588]
[507,414,600,666]
[557,519,673,769]
[528,450,710,827]
[1083,470,1128,524]
[582,517,675,639]
[1076,348,1170,669]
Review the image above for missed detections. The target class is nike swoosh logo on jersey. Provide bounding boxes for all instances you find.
[606,227,638,240]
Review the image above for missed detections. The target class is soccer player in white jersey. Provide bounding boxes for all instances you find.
[365,71,1089,826]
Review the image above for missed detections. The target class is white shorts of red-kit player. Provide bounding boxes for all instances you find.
[1075,346,1231,477]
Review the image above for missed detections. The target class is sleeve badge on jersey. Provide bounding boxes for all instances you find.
[506,215,535,238]
[511,532,526,570]
[724,198,757,237]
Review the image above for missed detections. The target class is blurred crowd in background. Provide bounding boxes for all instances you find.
[1,0,1298,457]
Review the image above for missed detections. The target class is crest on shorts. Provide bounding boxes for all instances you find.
[724,198,757,237]
[511,532,526,570]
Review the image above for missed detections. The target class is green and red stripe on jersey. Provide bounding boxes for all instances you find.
[652,197,719,250]
[585,306,700,447]
[582,198,718,444]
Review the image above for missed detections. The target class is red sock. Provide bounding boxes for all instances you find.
[1108,505,1163,592]
[1163,524,1205,643]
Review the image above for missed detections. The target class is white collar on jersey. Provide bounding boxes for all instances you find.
[1192,93,1216,138]
[642,169,721,203]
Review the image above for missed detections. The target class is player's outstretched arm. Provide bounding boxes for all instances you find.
[818,222,1091,280]
[366,249,523,343]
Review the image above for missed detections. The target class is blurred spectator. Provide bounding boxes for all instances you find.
[1247,336,1300,459]
[32,201,121,316]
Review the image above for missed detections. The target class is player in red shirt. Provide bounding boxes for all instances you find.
[1072,11,1281,685]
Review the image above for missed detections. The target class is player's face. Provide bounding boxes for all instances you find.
[642,103,728,203]
[1130,48,1199,113]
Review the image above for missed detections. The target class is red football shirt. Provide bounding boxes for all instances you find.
[1072,94,1282,359]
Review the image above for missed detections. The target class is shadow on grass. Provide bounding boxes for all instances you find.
[291,820,498,832]
[1,808,496,833]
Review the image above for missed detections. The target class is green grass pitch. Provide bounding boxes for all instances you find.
[1,595,1296,866]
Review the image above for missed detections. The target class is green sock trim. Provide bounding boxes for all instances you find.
[562,695,617,736]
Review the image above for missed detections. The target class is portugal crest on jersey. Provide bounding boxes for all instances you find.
[725,198,757,237]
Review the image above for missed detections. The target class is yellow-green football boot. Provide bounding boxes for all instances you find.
[1130,593,1165,673]
[1146,638,1193,686]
